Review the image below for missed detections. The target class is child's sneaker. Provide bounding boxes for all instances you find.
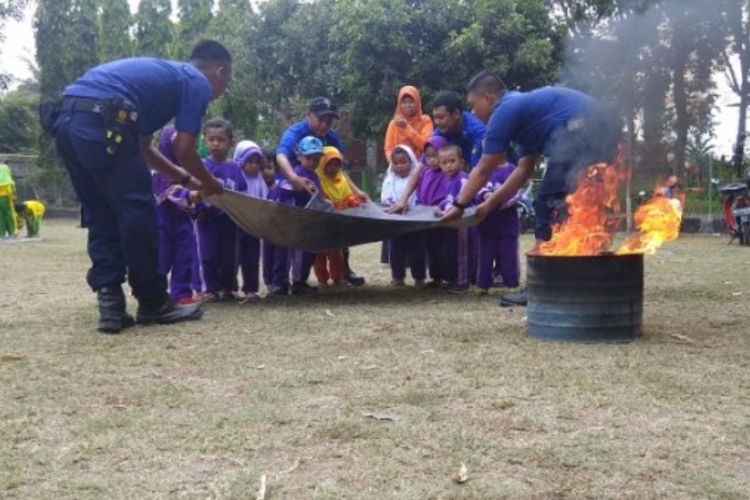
[267,285,289,296]
[447,284,470,294]
[291,282,318,295]
[219,291,239,301]
[241,292,261,304]
[196,292,219,303]
[421,280,443,289]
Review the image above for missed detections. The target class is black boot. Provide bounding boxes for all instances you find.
[136,295,203,325]
[343,248,366,286]
[499,290,528,307]
[96,286,135,334]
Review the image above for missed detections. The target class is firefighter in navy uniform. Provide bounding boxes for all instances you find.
[46,41,231,333]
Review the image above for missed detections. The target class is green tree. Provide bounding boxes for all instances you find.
[69,0,101,75]
[0,0,30,89]
[34,0,78,202]
[135,0,174,58]
[208,0,261,139]
[719,0,750,176]
[0,93,39,154]
[176,0,213,60]
[100,0,132,61]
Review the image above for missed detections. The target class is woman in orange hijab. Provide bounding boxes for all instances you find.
[384,86,434,162]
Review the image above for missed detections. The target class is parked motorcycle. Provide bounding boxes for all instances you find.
[718,181,750,245]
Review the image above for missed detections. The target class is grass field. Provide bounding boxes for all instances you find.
[2,220,750,500]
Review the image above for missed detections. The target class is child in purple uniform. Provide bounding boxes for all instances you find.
[194,119,247,301]
[234,140,268,303]
[381,145,426,287]
[474,162,521,293]
[267,136,324,296]
[261,151,279,292]
[436,144,475,293]
[153,125,198,305]
[417,137,450,288]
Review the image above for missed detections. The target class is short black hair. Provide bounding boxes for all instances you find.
[14,202,26,213]
[438,143,464,160]
[467,70,507,96]
[203,118,233,139]
[432,91,463,114]
[264,151,277,165]
[190,40,232,67]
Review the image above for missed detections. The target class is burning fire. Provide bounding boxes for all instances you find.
[533,156,684,257]
[616,192,684,255]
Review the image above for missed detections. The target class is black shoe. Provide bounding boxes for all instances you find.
[291,281,318,295]
[344,269,366,287]
[97,286,135,334]
[500,290,528,307]
[447,284,470,294]
[136,299,203,325]
[267,285,289,296]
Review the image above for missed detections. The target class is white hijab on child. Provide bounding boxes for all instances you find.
[234,140,268,199]
[381,144,419,206]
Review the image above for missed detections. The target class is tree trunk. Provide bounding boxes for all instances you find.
[671,11,690,178]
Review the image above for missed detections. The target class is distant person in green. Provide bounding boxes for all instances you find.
[14,200,46,238]
[0,163,18,238]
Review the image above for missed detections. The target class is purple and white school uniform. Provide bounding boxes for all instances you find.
[194,158,247,294]
[262,180,279,289]
[381,145,425,282]
[268,167,321,289]
[234,141,267,295]
[154,126,196,301]
[439,172,476,288]
[474,164,521,290]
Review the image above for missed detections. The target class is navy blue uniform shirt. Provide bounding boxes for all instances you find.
[276,120,345,168]
[64,58,212,136]
[483,87,595,159]
[433,111,486,168]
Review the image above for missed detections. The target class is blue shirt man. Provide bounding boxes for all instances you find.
[64,58,213,136]
[52,41,233,333]
[276,97,345,189]
[431,91,486,168]
[449,73,620,241]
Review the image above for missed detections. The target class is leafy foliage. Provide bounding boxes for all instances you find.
[135,0,174,59]
[99,0,132,62]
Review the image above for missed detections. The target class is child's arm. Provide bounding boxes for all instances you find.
[344,173,369,202]
[385,163,423,214]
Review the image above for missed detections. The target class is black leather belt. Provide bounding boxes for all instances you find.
[59,97,104,114]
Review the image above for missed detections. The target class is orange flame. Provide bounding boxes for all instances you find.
[616,190,684,255]
[532,150,683,256]
[533,162,626,256]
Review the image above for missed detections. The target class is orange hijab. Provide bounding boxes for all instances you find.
[384,86,434,161]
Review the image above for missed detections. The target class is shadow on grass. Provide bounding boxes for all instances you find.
[210,285,502,311]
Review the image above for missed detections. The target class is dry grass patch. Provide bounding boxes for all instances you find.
[1,221,750,499]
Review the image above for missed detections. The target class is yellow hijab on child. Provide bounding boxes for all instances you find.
[315,147,359,209]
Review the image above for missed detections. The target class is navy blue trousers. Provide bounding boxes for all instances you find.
[54,109,166,305]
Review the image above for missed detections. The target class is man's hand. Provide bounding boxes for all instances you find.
[290,174,316,194]
[440,206,464,222]
[201,176,224,197]
[385,199,408,214]
[474,201,494,219]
